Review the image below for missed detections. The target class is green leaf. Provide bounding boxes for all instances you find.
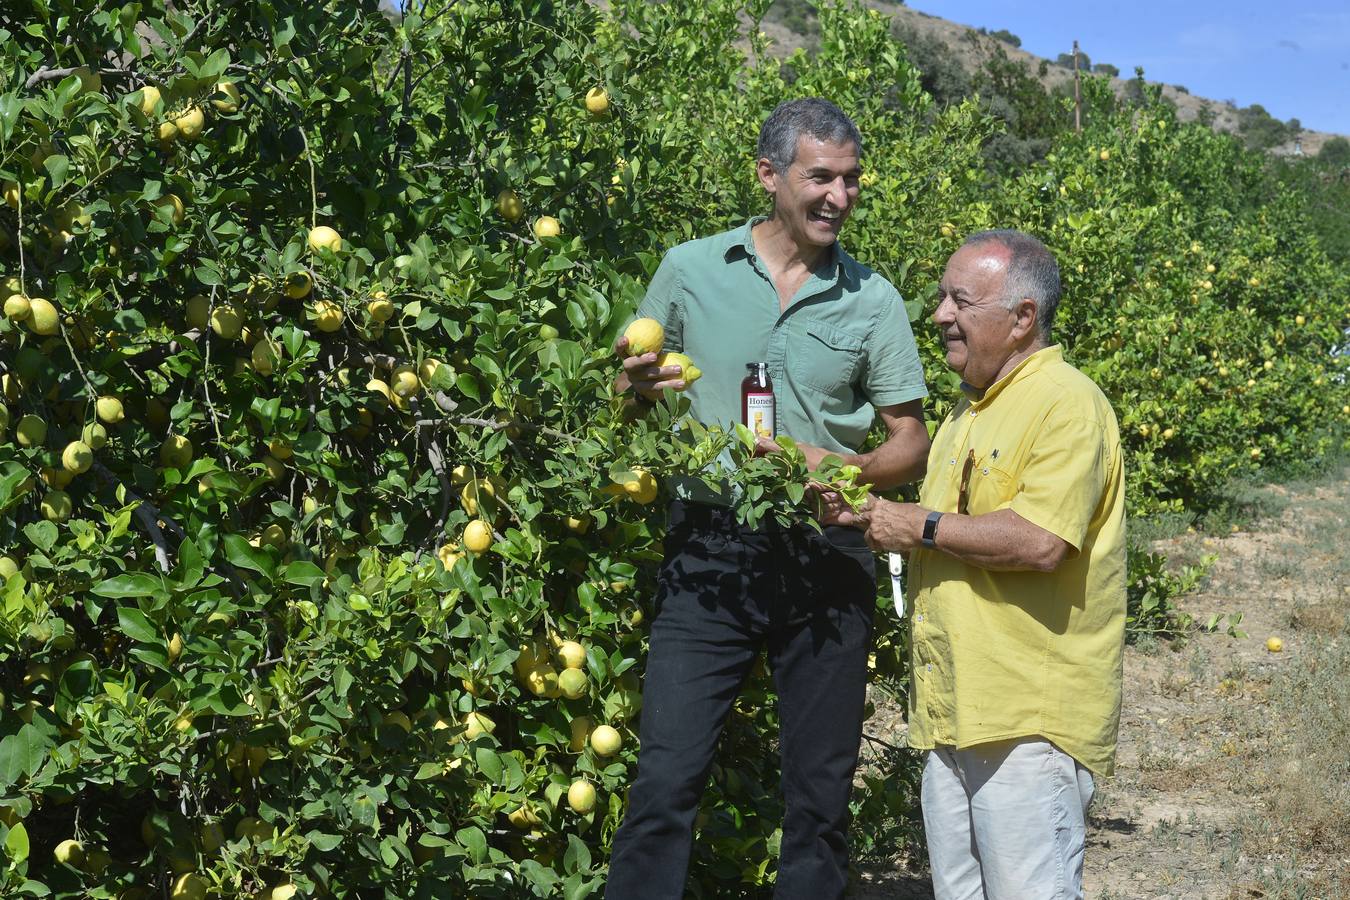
[3,821,28,864]
[0,726,51,791]
[23,521,58,552]
[474,747,502,782]
[456,826,487,864]
[93,572,163,598]
[117,606,159,643]
[223,534,276,577]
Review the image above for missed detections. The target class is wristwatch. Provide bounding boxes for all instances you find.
[921,511,943,549]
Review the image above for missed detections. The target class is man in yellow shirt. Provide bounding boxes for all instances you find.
[830,230,1126,899]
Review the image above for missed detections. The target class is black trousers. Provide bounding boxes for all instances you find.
[606,501,877,900]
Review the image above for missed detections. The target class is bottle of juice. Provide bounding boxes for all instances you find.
[741,362,775,440]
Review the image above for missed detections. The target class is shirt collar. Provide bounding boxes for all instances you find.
[961,344,1064,408]
[724,216,846,283]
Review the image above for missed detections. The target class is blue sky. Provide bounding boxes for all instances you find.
[907,1,1350,135]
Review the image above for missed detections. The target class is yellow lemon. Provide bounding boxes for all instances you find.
[533,215,561,239]
[590,724,622,757]
[313,300,344,333]
[53,839,85,867]
[391,365,420,398]
[41,490,72,521]
[367,292,395,322]
[4,293,31,321]
[568,716,592,752]
[558,667,589,700]
[154,193,185,225]
[624,467,658,504]
[463,519,493,554]
[96,395,125,424]
[463,711,495,740]
[567,779,597,814]
[210,304,243,340]
[1266,636,1283,653]
[138,85,162,116]
[211,81,241,113]
[556,640,587,669]
[17,414,48,447]
[623,317,664,355]
[307,225,342,253]
[27,297,60,335]
[171,872,208,900]
[495,189,524,222]
[173,106,205,140]
[284,271,313,299]
[61,440,93,474]
[160,434,193,468]
[584,87,610,115]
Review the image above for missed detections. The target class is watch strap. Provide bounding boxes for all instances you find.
[921,510,943,549]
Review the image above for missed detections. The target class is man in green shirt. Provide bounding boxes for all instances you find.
[606,98,929,899]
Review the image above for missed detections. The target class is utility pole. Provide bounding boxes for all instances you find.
[1073,40,1082,133]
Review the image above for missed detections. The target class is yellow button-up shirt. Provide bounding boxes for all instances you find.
[906,345,1127,775]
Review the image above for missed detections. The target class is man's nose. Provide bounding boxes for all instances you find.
[932,297,954,324]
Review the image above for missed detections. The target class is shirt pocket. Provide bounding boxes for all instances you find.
[964,456,1017,516]
[790,321,864,395]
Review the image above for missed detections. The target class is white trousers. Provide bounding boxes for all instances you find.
[922,739,1095,900]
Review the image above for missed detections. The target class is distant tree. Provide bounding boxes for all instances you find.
[989,28,1021,47]
[1172,84,1189,94]
[1237,103,1300,151]
[892,23,972,105]
[763,0,818,36]
[1055,50,1091,71]
[1092,63,1120,77]
[1320,136,1350,167]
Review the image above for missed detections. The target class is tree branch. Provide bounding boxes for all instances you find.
[414,415,577,444]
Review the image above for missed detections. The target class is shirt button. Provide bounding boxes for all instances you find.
[949,458,956,465]
[915,614,923,623]
[969,410,977,417]
[926,664,933,671]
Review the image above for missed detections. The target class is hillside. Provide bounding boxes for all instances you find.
[760,1,1345,158]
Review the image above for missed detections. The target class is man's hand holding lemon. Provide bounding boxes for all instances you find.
[614,317,702,402]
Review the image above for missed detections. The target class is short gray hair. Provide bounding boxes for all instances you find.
[963,229,1062,337]
[757,98,863,173]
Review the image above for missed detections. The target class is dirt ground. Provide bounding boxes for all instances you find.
[852,465,1350,899]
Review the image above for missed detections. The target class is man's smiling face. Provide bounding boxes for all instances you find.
[763,135,861,249]
[933,243,1020,389]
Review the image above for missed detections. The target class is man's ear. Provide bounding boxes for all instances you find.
[1011,298,1039,342]
[755,158,778,196]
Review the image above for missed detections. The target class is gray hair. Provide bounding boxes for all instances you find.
[757,98,863,173]
[963,229,1062,338]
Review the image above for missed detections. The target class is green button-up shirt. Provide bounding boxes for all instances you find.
[636,218,927,497]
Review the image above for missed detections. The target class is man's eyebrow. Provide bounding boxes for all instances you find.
[803,165,862,177]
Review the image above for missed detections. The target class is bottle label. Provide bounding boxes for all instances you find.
[744,393,775,439]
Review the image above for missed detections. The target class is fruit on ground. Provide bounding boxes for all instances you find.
[96,395,125,423]
[308,225,342,253]
[558,667,589,699]
[160,434,194,468]
[556,640,586,669]
[567,779,597,814]
[463,519,493,553]
[27,297,60,335]
[1266,636,1283,652]
[62,440,94,474]
[623,317,664,355]
[590,724,622,757]
[53,838,85,867]
[495,189,524,222]
[41,490,72,522]
[533,215,561,239]
[584,87,610,115]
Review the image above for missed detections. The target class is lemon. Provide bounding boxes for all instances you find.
[367,292,395,322]
[41,489,72,522]
[391,365,420,398]
[584,87,610,115]
[17,414,48,447]
[495,189,524,222]
[62,440,93,474]
[533,215,561,239]
[211,81,241,113]
[641,351,702,398]
[96,395,125,424]
[623,317,664,355]
[568,716,593,752]
[525,665,559,697]
[568,779,598,813]
[558,667,589,699]
[156,120,179,143]
[3,293,31,321]
[590,724,622,757]
[463,711,495,740]
[308,225,342,253]
[463,519,493,554]
[160,434,194,468]
[27,297,60,335]
[556,640,587,669]
[171,872,208,900]
[1266,636,1283,653]
[284,270,313,299]
[53,839,85,867]
[624,467,659,504]
[507,806,540,829]
[154,193,185,225]
[184,294,210,329]
[173,106,205,140]
[138,85,162,116]
[419,357,444,385]
[313,300,344,332]
[209,304,242,339]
